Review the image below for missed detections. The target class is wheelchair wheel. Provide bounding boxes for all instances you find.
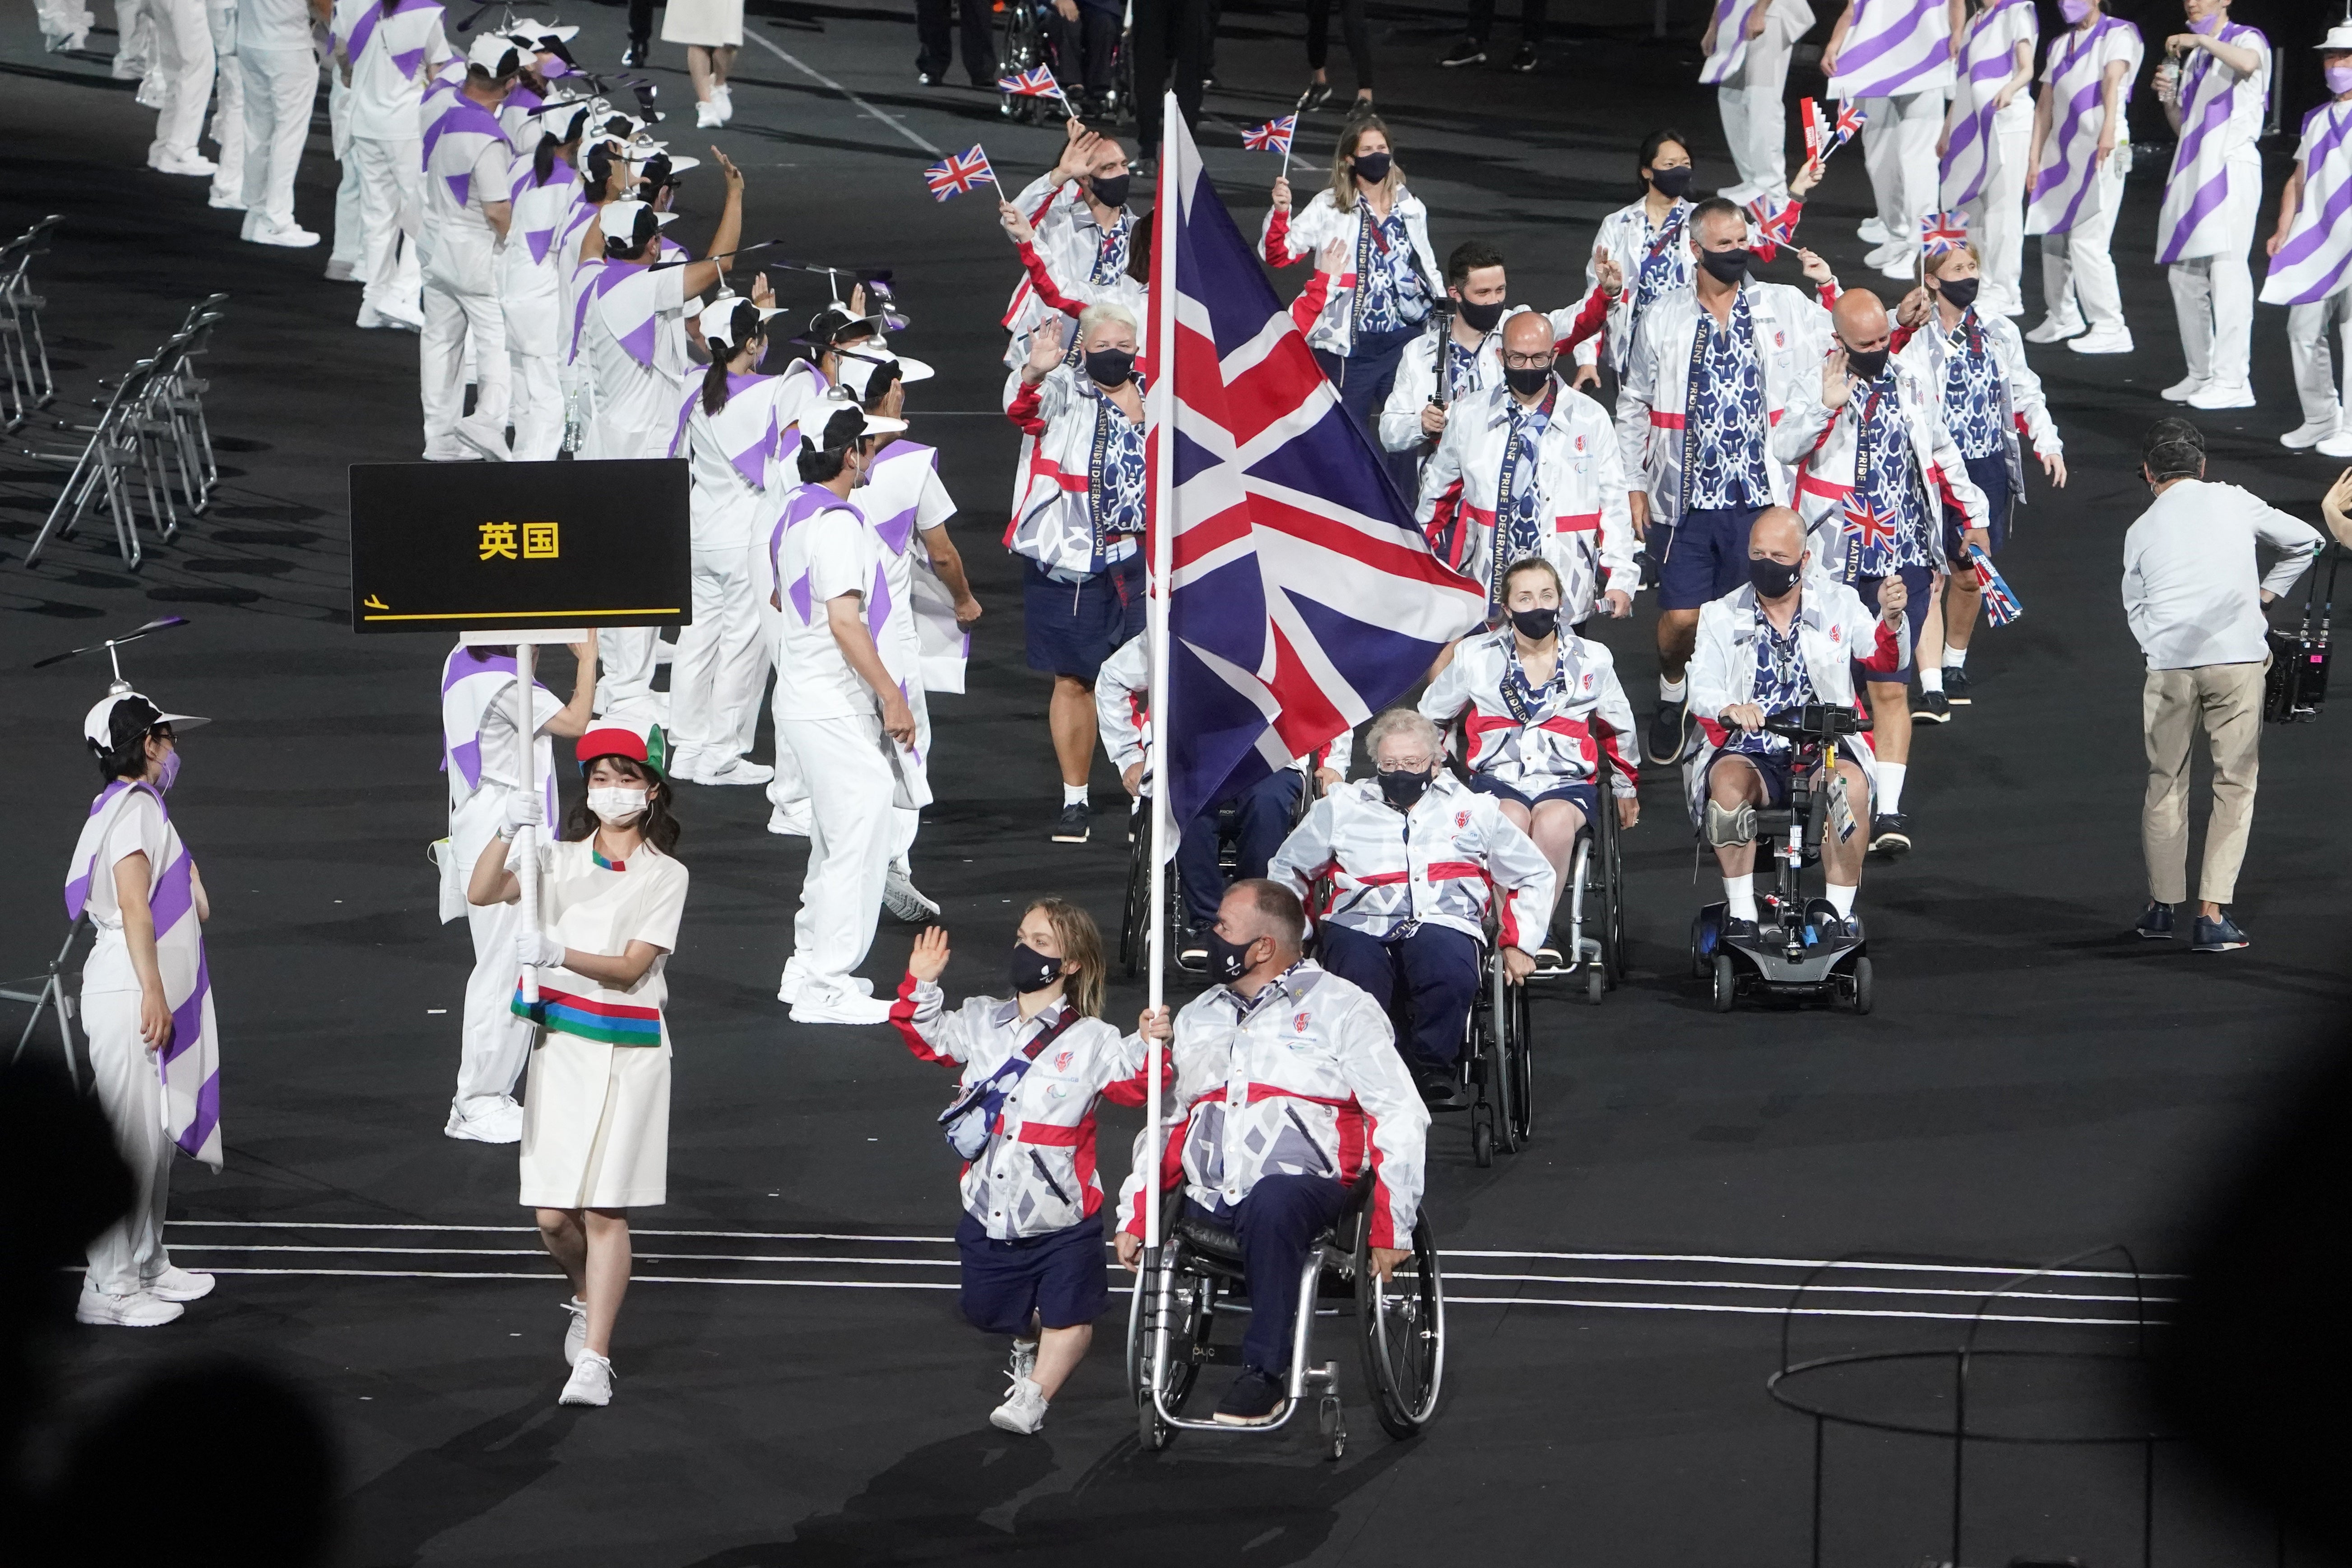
[1471,1114,1493,1168]
[1846,955,1874,1016]
[1595,788,1627,987]
[1118,809,1149,978]
[1356,1208,1444,1440]
[1711,952,1738,1013]
[1128,1243,1213,1449]
[1485,957,1520,1157]
[1505,978,1533,1144]
[1583,963,1603,1007]
[996,0,1043,120]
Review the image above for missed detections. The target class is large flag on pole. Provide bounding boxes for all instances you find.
[1144,100,1488,833]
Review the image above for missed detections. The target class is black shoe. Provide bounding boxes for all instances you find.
[1413,1066,1471,1111]
[1508,42,1538,71]
[1646,700,1688,765]
[1868,813,1911,856]
[1438,37,1486,66]
[2134,900,2175,940]
[1051,803,1091,843]
[1295,79,1333,111]
[915,69,939,86]
[1721,915,1758,943]
[1177,928,1209,971]
[1213,1369,1286,1426]
[622,39,648,66]
[2191,911,2250,952]
[1942,666,1971,705]
[1914,689,1951,724]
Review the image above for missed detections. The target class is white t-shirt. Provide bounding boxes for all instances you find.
[531,836,689,1025]
[585,265,690,459]
[476,679,561,792]
[83,789,173,995]
[774,499,884,722]
[681,377,793,553]
[341,0,450,141]
[424,125,514,237]
[863,446,956,679]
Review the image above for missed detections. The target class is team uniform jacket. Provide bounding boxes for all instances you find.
[1614,280,1832,535]
[1117,961,1430,1250]
[1773,362,1989,580]
[1269,772,1558,951]
[1093,636,1352,784]
[1892,306,2062,505]
[1376,291,1614,459]
[1001,172,1136,369]
[1418,629,1641,801]
[1259,187,1442,359]
[1004,364,1146,578]
[893,980,1155,1241]
[1418,375,1639,620]
[1683,571,1902,821]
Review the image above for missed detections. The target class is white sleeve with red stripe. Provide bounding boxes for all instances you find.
[1328,984,1429,1249]
[1266,795,1341,930]
[1471,795,1559,955]
[1846,591,1908,677]
[1687,598,1743,724]
[1994,318,2063,458]
[889,975,973,1067]
[1093,635,1149,774]
[1772,383,1837,467]
[1588,651,1642,796]
[1416,648,1475,735]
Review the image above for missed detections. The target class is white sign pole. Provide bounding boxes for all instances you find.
[1141,91,1183,1280]
[513,640,541,1007]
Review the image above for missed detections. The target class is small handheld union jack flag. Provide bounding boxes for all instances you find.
[1803,98,1866,167]
[1921,209,1969,255]
[1844,496,1898,558]
[1745,194,1801,251]
[1242,115,1297,156]
[923,144,997,203]
[1968,544,2023,626]
[997,65,1063,99]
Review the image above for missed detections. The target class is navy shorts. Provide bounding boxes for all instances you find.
[1023,551,1145,682]
[1655,503,1765,611]
[1708,748,1792,808]
[1467,773,1600,822]
[1855,564,1933,674]
[955,1211,1110,1335]
[1947,454,2011,561]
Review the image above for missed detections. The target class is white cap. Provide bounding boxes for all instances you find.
[805,403,909,447]
[700,294,785,349]
[507,17,580,42]
[834,347,935,400]
[83,687,209,753]
[2320,22,2352,50]
[466,31,529,75]
[599,199,680,240]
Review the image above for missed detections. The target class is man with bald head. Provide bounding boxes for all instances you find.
[1686,506,1907,934]
[1775,284,1986,854]
[1614,196,1835,768]
[1418,306,1638,627]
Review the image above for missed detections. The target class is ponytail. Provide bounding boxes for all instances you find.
[797,436,849,484]
[701,355,735,417]
[532,131,559,186]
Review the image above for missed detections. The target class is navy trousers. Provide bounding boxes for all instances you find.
[1315,919,1481,1069]
[1189,1174,1353,1375]
[1175,770,1302,928]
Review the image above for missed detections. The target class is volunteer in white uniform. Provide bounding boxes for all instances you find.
[770,404,915,1026]
[235,0,322,246]
[440,638,597,1143]
[204,0,246,208]
[1703,0,1815,207]
[2152,1,2271,411]
[140,0,218,177]
[334,0,448,330]
[1937,0,2037,318]
[502,98,596,457]
[66,691,221,1328]
[2264,26,2352,457]
[1822,0,1958,280]
[2024,0,2143,353]
[419,34,522,460]
[469,715,689,1411]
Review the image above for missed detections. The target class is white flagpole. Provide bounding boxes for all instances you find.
[1141,90,1182,1280]
[513,641,540,1008]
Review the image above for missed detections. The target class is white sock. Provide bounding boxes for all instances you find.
[1875,762,1906,815]
[1660,675,1687,704]
[1724,877,1758,922]
[1826,882,1857,918]
[1945,645,1968,670]
[1919,665,1944,695]
[1062,783,1088,808]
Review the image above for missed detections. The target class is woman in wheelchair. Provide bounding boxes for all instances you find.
[893,900,1155,1437]
[1120,880,1429,1427]
[1268,710,1555,1110]
[1419,557,1640,970]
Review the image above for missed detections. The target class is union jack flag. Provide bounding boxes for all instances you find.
[1803,98,1865,165]
[1921,209,1969,255]
[1242,115,1297,155]
[1844,496,1898,557]
[997,64,1063,99]
[1967,544,2023,626]
[1744,193,1800,260]
[1146,103,1487,826]
[923,144,994,202]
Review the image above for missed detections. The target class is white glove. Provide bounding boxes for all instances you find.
[517,928,566,968]
[502,791,545,835]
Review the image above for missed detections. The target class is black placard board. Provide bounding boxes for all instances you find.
[348,459,691,633]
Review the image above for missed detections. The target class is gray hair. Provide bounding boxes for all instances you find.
[1076,301,1137,342]
[1365,707,1442,761]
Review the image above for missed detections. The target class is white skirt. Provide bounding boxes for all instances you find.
[660,0,742,48]
[518,1025,672,1209]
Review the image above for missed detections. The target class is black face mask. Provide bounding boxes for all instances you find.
[1698,246,1751,284]
[1845,346,1890,381]
[1084,347,1136,387]
[1504,364,1553,397]
[1378,768,1433,811]
[1749,555,1801,599]
[1007,943,1063,994]
[1509,606,1559,641]
[1935,276,1980,312]
[1352,151,1392,184]
[1649,165,1693,198]
[1206,929,1259,985]
[1456,298,1506,334]
[1090,172,1130,209]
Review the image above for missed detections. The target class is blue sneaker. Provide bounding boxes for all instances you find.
[2191,911,2250,952]
[1213,1369,1286,1426]
[2134,902,2175,940]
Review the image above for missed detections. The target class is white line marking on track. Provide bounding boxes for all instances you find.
[740,30,942,157]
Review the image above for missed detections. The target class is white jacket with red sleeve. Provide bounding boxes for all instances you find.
[1257,186,1440,358]
[1773,360,1989,580]
[1419,628,1640,800]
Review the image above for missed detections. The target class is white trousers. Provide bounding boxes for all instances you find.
[352,135,422,323]
[205,45,244,204]
[763,610,811,816]
[1860,89,1947,251]
[81,986,176,1297]
[669,543,768,770]
[457,895,533,1112]
[501,264,563,460]
[237,44,314,227]
[1719,24,1796,199]
[143,0,213,162]
[2038,153,2127,334]
[597,627,663,716]
[328,74,365,273]
[1961,99,2032,313]
[2287,285,2352,428]
[893,682,931,866]
[37,0,94,46]
[419,224,506,456]
[114,0,153,74]
[2166,150,2260,390]
[779,713,894,989]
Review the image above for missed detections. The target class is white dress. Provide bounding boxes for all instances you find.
[660,0,742,47]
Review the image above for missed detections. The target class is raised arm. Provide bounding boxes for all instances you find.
[679,148,744,298]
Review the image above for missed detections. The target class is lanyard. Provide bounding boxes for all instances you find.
[1498,638,1568,725]
[1490,382,1558,603]
[1842,381,1893,585]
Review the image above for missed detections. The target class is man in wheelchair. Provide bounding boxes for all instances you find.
[1120,880,1429,1427]
[1688,508,1906,937]
[1267,709,1554,1109]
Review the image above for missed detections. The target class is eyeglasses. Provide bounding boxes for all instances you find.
[1378,757,1434,774]
[1501,353,1556,371]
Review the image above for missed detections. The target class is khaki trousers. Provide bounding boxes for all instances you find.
[2141,659,2266,906]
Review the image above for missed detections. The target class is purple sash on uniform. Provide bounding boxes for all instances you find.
[343,0,444,79]
[2155,22,2267,266]
[2027,16,2139,236]
[2261,102,2352,307]
[1939,0,2034,209]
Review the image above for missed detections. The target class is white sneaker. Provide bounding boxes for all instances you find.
[2025,315,2086,344]
[696,98,722,128]
[988,1374,1048,1435]
[712,84,733,124]
[778,966,872,1004]
[697,756,774,785]
[76,1287,183,1327]
[1008,1338,1039,1382]
[1857,216,1890,246]
[207,189,246,210]
[2187,381,2255,410]
[560,1351,613,1406]
[445,1096,524,1143]
[2160,376,2204,403]
[1874,251,1919,282]
[146,1265,216,1302]
[766,800,812,836]
[561,1297,588,1367]
[249,218,322,249]
[153,152,218,177]
[2281,417,2342,450]
[2318,429,2352,459]
[2067,328,2133,355]
[455,415,510,461]
[883,865,941,923]
[789,983,894,1026]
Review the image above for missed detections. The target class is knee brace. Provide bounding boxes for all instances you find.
[1705,799,1758,848]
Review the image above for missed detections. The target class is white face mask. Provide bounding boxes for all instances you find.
[586,786,649,826]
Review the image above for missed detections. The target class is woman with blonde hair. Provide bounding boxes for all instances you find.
[893,899,1153,1436]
